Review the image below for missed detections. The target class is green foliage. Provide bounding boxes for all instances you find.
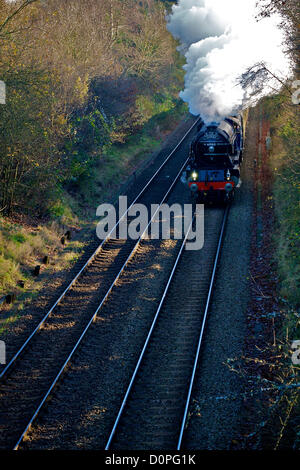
[0,0,186,218]
[134,91,177,126]
[66,108,113,180]
[10,233,27,244]
[0,68,62,215]
[278,121,298,140]
[48,202,65,219]
[264,94,300,306]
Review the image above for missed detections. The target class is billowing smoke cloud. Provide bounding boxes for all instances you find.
[167,0,292,122]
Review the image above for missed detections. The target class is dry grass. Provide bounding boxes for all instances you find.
[0,217,85,299]
[0,217,90,337]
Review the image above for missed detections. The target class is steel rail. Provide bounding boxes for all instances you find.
[104,205,229,451]
[0,116,201,381]
[177,204,229,450]
[104,213,197,450]
[13,154,194,451]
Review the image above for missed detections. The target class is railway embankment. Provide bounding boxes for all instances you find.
[239,99,299,450]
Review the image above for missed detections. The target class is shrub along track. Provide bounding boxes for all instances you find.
[0,117,201,450]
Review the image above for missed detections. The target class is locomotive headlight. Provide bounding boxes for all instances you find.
[226,170,231,181]
[191,171,198,180]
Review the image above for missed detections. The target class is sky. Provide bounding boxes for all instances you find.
[167,0,292,121]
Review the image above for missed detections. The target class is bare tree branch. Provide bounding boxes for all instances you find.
[0,0,38,35]
[239,61,293,99]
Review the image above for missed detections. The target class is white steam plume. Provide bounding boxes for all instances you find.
[167,0,292,122]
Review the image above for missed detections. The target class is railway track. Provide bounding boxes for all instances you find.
[0,117,201,450]
[105,206,229,450]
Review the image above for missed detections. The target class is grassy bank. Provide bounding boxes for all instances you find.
[263,94,300,307]
[259,94,300,449]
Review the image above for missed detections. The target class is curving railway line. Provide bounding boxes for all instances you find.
[105,207,229,450]
[0,116,207,450]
